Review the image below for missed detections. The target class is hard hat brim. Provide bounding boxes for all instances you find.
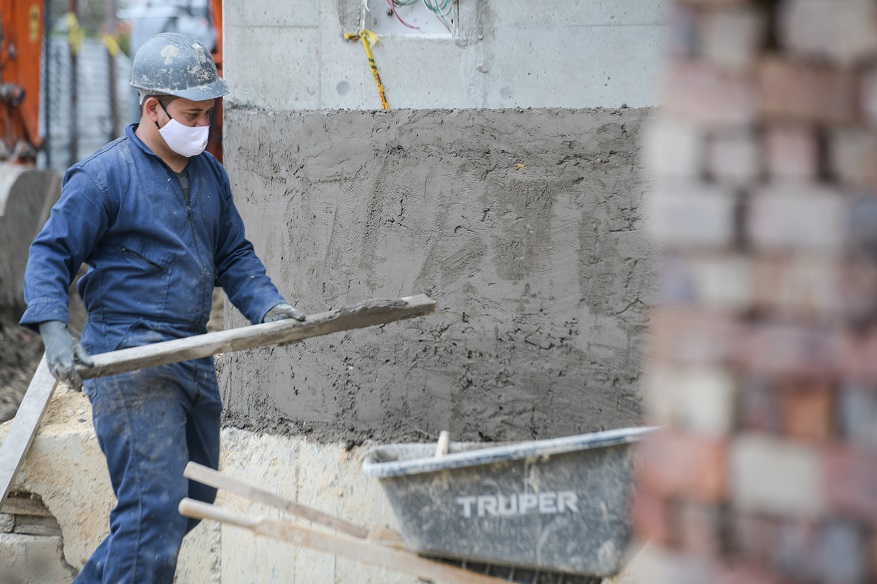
[147,76,230,102]
[130,33,230,103]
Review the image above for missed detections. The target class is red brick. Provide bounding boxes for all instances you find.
[779,0,877,66]
[825,445,877,526]
[710,562,784,584]
[730,513,781,566]
[753,256,841,320]
[758,58,857,124]
[839,261,877,326]
[829,128,877,188]
[677,501,725,556]
[707,130,760,185]
[743,321,841,378]
[647,182,737,249]
[763,124,819,181]
[630,485,674,545]
[747,184,845,253]
[648,306,745,367]
[838,329,877,382]
[639,429,729,503]
[738,376,783,434]
[664,59,756,126]
[777,377,835,443]
[864,68,877,127]
[700,6,766,71]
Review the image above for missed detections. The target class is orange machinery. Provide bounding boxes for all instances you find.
[0,0,44,160]
[0,0,61,312]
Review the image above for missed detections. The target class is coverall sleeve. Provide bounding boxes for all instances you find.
[19,167,113,331]
[213,175,285,325]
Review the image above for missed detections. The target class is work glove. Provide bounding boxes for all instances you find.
[38,320,93,390]
[263,303,306,323]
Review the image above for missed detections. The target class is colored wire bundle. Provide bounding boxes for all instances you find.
[387,0,456,32]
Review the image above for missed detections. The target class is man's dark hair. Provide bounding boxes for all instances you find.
[141,94,178,115]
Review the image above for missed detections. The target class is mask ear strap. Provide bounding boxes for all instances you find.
[152,97,171,130]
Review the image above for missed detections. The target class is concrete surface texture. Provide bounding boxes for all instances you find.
[222,0,667,110]
[0,388,642,583]
[220,106,654,443]
[0,388,110,580]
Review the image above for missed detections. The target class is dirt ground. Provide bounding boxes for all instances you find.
[0,309,43,423]
[0,275,89,422]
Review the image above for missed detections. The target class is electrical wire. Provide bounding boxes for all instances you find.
[423,0,452,31]
[385,0,420,30]
[388,0,456,32]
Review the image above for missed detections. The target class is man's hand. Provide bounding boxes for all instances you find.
[38,320,94,390]
[263,303,306,323]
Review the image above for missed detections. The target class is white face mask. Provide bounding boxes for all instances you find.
[158,116,209,158]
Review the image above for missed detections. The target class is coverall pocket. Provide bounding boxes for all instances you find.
[116,240,174,318]
[120,246,168,272]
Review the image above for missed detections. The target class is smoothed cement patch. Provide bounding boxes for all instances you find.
[221,106,655,444]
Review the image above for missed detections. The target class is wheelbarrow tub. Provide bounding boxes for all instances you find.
[362,426,652,578]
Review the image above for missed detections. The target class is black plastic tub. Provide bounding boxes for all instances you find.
[362,426,653,579]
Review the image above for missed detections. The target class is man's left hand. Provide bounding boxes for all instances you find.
[263,303,306,323]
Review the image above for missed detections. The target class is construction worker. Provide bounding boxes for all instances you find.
[19,33,304,583]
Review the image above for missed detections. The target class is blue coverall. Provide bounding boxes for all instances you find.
[20,123,286,583]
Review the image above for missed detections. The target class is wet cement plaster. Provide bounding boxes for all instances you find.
[219,107,656,444]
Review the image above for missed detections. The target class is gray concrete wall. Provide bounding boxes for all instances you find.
[221,106,654,443]
[223,0,667,110]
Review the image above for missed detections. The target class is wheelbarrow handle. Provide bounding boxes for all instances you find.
[185,461,376,540]
[179,498,259,530]
[178,498,510,584]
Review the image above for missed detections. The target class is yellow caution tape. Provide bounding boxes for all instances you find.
[65,12,84,55]
[101,33,121,57]
[344,29,388,110]
[29,5,40,43]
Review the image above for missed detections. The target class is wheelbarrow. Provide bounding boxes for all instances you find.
[179,426,652,583]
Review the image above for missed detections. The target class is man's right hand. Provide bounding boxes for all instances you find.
[38,321,94,390]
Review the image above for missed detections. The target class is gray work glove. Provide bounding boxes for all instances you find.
[38,320,94,390]
[263,303,306,323]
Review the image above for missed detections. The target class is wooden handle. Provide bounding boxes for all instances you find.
[0,356,59,508]
[179,498,259,530]
[185,499,513,584]
[78,294,436,380]
[185,462,373,539]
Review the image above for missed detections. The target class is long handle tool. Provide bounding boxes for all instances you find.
[0,295,435,508]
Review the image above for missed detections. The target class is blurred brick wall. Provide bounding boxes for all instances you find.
[634,0,877,582]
